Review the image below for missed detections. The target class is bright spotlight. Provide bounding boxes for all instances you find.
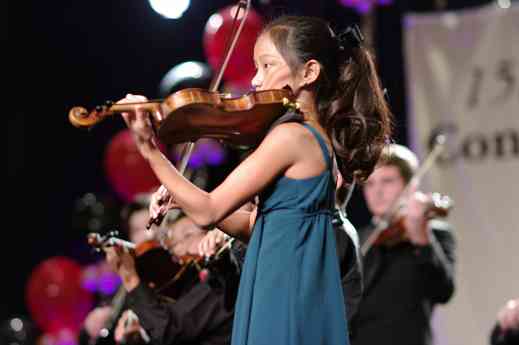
[206,13,223,35]
[497,0,511,9]
[158,61,212,97]
[149,0,190,19]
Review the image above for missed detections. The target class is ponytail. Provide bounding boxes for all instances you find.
[320,44,393,183]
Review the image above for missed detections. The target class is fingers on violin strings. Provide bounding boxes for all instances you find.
[120,112,134,128]
[208,236,219,257]
[127,94,147,101]
[198,242,205,257]
[209,235,216,253]
[200,238,211,258]
[215,231,224,244]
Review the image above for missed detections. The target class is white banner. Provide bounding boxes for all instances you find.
[404,4,519,345]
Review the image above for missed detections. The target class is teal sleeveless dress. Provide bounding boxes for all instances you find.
[231,123,349,345]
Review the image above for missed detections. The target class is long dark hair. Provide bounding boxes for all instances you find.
[263,16,393,183]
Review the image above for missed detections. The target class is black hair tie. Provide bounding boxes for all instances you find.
[336,24,364,50]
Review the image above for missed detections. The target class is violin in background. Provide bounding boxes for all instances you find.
[370,192,453,248]
[87,230,235,299]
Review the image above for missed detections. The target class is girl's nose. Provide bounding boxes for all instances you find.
[251,73,262,89]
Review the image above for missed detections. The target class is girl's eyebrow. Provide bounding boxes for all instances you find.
[258,54,279,60]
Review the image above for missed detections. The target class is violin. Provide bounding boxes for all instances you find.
[68,88,296,148]
[370,192,453,248]
[88,231,235,298]
[87,232,182,294]
[85,231,178,344]
[156,236,237,295]
[68,0,297,149]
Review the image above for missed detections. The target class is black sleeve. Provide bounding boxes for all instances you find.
[341,255,363,325]
[414,219,456,304]
[78,328,92,345]
[125,281,234,345]
[490,322,519,345]
[333,214,364,325]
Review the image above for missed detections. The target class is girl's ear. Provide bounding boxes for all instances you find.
[300,59,321,87]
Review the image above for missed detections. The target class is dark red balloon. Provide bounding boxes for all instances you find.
[104,129,161,202]
[25,257,93,334]
[203,5,263,88]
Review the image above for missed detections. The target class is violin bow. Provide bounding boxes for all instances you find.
[150,0,252,228]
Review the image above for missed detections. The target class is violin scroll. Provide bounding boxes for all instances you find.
[68,106,94,128]
[68,100,161,129]
[68,101,116,129]
[87,231,136,252]
[86,232,104,250]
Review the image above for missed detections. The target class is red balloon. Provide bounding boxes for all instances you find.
[104,129,161,202]
[203,5,264,87]
[26,256,93,334]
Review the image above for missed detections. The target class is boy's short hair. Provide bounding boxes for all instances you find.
[378,144,419,183]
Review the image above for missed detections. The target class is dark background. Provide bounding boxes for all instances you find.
[6,0,492,332]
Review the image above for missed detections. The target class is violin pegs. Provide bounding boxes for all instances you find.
[107,230,119,237]
[105,100,114,107]
[282,97,300,112]
[95,105,103,112]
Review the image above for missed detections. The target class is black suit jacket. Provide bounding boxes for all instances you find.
[490,322,519,345]
[351,219,456,345]
[332,208,363,327]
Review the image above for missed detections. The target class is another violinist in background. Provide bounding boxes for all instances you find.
[106,213,240,345]
[350,144,456,345]
[80,194,155,345]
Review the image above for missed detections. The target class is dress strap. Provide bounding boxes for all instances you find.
[302,123,332,170]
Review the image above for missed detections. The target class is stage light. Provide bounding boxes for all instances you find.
[497,0,511,9]
[149,0,190,19]
[338,0,393,14]
[10,318,24,333]
[206,12,224,35]
[158,61,212,97]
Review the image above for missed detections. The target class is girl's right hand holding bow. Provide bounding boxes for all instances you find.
[148,185,182,228]
[149,185,172,220]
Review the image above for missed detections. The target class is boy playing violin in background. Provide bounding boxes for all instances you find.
[106,213,240,345]
[79,195,156,345]
[80,194,240,345]
[350,144,456,345]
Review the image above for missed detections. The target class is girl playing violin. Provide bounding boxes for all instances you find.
[118,16,392,345]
